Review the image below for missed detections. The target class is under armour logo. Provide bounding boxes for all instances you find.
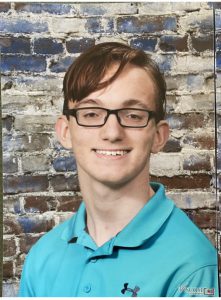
[121,283,140,297]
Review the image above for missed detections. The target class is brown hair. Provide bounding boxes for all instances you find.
[63,42,166,122]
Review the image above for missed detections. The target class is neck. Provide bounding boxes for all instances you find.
[78,170,154,247]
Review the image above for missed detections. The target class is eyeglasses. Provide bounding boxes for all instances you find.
[63,107,156,128]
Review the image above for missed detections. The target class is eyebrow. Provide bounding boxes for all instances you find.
[121,99,149,110]
[75,99,98,107]
[75,98,149,110]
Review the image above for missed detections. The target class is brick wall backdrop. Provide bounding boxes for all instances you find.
[215,2,221,293]
[1,2,219,296]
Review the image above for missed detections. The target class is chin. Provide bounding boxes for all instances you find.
[93,173,136,189]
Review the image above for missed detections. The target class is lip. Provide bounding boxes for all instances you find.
[92,148,131,160]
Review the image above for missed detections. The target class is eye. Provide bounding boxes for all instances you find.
[83,112,99,118]
[126,113,144,120]
[81,109,101,119]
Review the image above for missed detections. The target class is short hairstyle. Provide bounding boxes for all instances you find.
[63,42,166,122]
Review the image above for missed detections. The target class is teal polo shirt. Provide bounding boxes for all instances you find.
[19,183,219,297]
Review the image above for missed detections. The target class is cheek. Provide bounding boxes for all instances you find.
[134,131,155,152]
[69,126,95,153]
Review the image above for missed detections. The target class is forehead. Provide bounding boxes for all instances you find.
[88,63,156,107]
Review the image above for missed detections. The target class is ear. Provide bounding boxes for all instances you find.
[151,120,169,154]
[55,115,72,149]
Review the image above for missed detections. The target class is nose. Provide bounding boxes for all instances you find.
[99,114,125,142]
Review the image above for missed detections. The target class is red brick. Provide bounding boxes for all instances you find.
[14,254,25,277]
[17,216,55,234]
[151,174,211,189]
[57,195,82,212]
[182,134,214,150]
[3,156,18,173]
[183,154,211,171]
[0,3,10,12]
[3,134,50,152]
[192,34,213,52]
[163,137,181,152]
[3,238,17,257]
[24,196,51,213]
[117,15,177,33]
[50,175,80,192]
[3,196,23,214]
[4,175,49,194]
[2,115,14,131]
[3,261,13,278]
[4,217,22,235]
[167,113,205,130]
[185,210,216,229]
[159,35,188,52]
[19,234,43,254]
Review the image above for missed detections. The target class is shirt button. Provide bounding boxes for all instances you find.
[84,284,91,293]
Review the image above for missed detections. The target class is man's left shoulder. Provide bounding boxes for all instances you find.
[167,202,217,260]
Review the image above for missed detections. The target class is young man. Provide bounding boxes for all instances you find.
[19,42,219,297]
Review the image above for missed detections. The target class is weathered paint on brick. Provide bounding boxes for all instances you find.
[130,37,157,51]
[3,175,49,194]
[0,37,31,54]
[0,2,10,12]
[2,115,14,132]
[183,154,211,171]
[17,216,55,233]
[163,137,182,153]
[66,38,95,53]
[53,156,77,172]
[79,3,137,16]
[57,195,82,212]
[182,133,214,150]
[24,196,51,213]
[151,174,211,189]
[14,115,56,133]
[159,35,188,52]
[85,17,114,34]
[50,174,80,192]
[167,113,205,130]
[1,55,46,73]
[22,155,50,172]
[0,18,48,33]
[3,156,18,174]
[117,16,177,33]
[14,3,74,15]
[33,38,63,55]
[192,34,213,51]
[1,2,219,296]
[138,2,203,15]
[3,238,16,257]
[49,56,74,73]
[180,11,213,33]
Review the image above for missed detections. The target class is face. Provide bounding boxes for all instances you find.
[56,63,169,189]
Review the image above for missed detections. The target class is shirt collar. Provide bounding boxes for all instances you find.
[114,182,174,247]
[61,182,174,248]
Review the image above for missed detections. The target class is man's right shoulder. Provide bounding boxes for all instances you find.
[29,213,76,255]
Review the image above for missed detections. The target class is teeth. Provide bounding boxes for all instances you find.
[95,150,128,156]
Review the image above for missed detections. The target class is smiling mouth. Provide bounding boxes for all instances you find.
[93,149,131,156]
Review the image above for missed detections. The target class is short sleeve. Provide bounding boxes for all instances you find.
[173,265,219,297]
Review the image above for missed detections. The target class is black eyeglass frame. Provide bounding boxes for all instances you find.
[63,107,157,128]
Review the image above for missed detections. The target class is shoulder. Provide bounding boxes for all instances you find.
[28,214,76,259]
[165,202,217,265]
